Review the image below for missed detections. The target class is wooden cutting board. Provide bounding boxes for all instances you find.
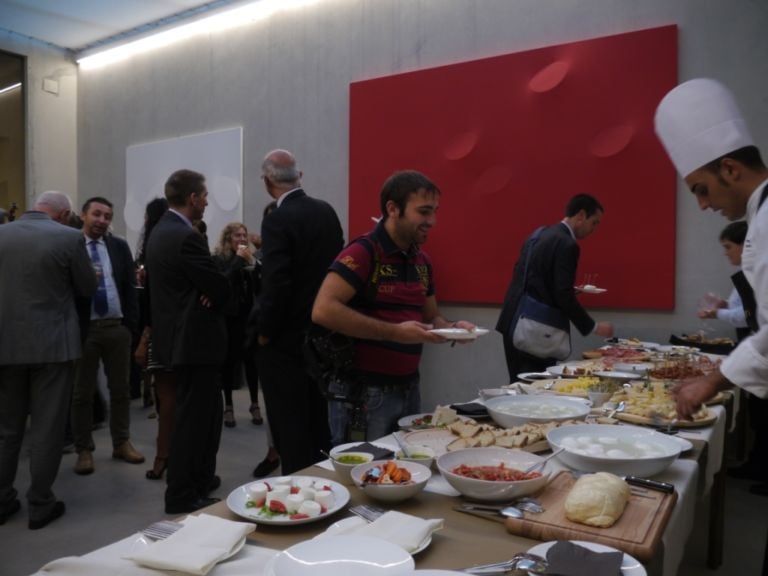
[505,471,676,562]
[616,410,717,428]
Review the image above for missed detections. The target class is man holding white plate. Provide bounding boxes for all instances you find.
[496,194,614,382]
[312,170,475,445]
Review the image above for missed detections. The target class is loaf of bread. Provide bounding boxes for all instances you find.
[564,472,629,528]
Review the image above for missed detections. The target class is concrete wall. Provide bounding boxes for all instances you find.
[76,0,768,408]
[0,31,77,207]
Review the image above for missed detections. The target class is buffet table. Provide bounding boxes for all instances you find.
[32,405,726,576]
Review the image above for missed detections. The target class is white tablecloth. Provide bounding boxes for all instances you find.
[31,534,278,576]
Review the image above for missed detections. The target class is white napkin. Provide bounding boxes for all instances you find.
[34,539,277,576]
[319,511,443,553]
[124,513,256,575]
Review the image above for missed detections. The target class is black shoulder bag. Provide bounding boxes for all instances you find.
[304,236,381,404]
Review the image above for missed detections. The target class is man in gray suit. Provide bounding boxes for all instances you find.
[0,191,97,530]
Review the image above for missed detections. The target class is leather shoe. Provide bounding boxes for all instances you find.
[727,462,762,481]
[112,441,145,464]
[207,475,221,494]
[165,497,220,515]
[74,451,95,475]
[252,455,280,478]
[29,501,65,530]
[0,499,21,525]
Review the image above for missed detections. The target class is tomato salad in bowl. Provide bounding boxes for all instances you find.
[437,448,551,501]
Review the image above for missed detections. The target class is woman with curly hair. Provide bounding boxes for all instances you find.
[213,222,258,427]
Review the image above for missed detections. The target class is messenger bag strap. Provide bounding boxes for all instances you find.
[520,226,546,293]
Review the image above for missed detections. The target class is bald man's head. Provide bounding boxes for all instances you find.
[34,191,73,224]
[261,149,301,188]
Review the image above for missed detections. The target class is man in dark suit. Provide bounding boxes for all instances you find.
[145,169,231,514]
[257,149,344,474]
[0,191,97,529]
[72,197,142,475]
[496,194,614,381]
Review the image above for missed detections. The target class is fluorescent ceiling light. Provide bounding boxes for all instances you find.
[78,0,320,70]
[0,82,22,95]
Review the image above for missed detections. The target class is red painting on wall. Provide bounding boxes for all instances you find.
[349,26,678,309]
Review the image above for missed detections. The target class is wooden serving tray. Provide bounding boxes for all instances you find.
[505,471,677,562]
[616,410,716,428]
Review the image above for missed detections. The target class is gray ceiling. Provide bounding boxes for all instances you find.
[0,0,245,54]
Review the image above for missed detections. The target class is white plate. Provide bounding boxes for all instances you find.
[527,540,646,576]
[613,362,655,374]
[398,413,470,431]
[545,363,595,378]
[606,339,660,350]
[429,328,490,340]
[402,428,455,456]
[593,370,642,382]
[516,372,555,382]
[226,476,350,525]
[267,535,414,576]
[656,344,700,354]
[577,285,607,294]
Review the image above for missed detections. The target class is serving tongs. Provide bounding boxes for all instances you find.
[461,552,548,574]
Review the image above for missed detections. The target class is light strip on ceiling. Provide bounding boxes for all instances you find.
[0,82,22,95]
[77,0,320,70]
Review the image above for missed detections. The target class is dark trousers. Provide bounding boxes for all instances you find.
[165,366,222,509]
[0,362,73,522]
[258,342,329,474]
[71,322,132,452]
[502,334,555,382]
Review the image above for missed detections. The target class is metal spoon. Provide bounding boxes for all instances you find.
[459,503,525,519]
[606,400,625,418]
[462,552,548,574]
[392,432,413,458]
[523,447,564,474]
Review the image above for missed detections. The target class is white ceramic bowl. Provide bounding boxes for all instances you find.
[328,451,375,485]
[436,447,550,502]
[586,390,612,407]
[351,459,431,502]
[485,395,590,428]
[395,445,436,470]
[546,423,682,477]
[479,388,514,401]
[270,535,414,576]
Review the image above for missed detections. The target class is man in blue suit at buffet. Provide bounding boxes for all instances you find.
[0,191,97,529]
[655,78,768,496]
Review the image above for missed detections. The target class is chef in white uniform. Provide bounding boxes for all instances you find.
[654,78,768,417]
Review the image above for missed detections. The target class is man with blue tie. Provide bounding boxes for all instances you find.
[72,197,142,475]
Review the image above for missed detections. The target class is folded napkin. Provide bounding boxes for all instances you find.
[319,510,443,553]
[339,441,394,460]
[450,402,488,417]
[35,543,277,576]
[124,513,256,575]
[543,540,623,576]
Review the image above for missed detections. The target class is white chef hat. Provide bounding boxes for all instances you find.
[654,78,754,178]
